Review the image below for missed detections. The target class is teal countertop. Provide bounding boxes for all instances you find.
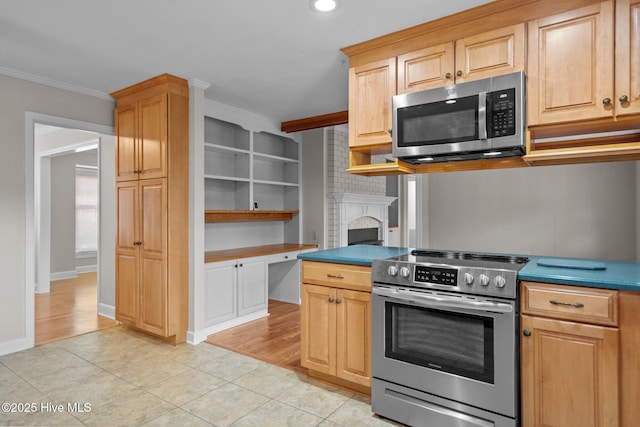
[297,245,413,266]
[519,255,640,292]
[298,246,640,292]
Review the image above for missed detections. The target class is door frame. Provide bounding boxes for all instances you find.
[25,112,114,347]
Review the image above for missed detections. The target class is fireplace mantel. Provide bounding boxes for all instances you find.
[332,192,396,247]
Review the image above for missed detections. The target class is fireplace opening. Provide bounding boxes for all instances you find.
[348,227,383,246]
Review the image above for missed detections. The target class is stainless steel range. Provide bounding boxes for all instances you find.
[371,249,528,427]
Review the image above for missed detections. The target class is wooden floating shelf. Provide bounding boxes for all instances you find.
[523,142,640,166]
[205,210,299,223]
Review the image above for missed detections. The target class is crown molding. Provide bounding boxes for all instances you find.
[204,98,287,137]
[0,66,113,101]
[189,78,211,90]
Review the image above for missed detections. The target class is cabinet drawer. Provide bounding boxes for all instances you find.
[302,261,371,292]
[521,281,618,326]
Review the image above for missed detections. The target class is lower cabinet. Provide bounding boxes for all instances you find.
[300,261,372,391]
[520,281,620,427]
[204,256,268,328]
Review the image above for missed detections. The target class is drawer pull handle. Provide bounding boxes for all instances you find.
[327,274,344,279]
[336,298,342,304]
[328,297,335,303]
[549,299,584,308]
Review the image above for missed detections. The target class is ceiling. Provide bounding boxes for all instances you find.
[1,0,492,124]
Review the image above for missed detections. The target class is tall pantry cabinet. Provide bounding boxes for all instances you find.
[111,74,189,344]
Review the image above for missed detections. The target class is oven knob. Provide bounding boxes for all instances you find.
[463,273,474,285]
[494,276,506,288]
[387,265,398,276]
[400,266,411,278]
[479,274,490,286]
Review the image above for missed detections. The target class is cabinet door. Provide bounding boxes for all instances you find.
[237,257,267,316]
[137,178,168,336]
[455,23,526,83]
[115,181,139,324]
[615,0,640,116]
[397,42,454,94]
[348,57,396,147]
[521,315,619,427]
[115,105,139,182]
[301,284,336,375]
[336,289,371,387]
[204,260,237,325]
[138,94,167,180]
[527,2,614,126]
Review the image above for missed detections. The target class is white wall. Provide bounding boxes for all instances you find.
[0,74,113,354]
[423,161,637,261]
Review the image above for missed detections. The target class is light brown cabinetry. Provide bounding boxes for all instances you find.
[616,0,640,117]
[524,0,640,166]
[116,179,168,335]
[528,0,640,126]
[301,261,372,392]
[112,74,189,344]
[115,93,167,181]
[398,24,525,94]
[520,281,619,427]
[346,23,526,175]
[340,0,640,175]
[348,58,396,149]
[527,1,615,126]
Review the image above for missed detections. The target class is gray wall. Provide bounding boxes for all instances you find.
[301,128,326,248]
[0,73,113,348]
[423,161,637,261]
[50,151,98,275]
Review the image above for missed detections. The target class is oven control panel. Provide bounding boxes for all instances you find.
[414,266,457,286]
[374,261,518,299]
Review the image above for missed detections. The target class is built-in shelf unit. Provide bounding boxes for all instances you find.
[200,110,311,337]
[204,115,301,247]
[204,117,299,213]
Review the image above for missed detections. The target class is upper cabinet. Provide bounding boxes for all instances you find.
[529,0,640,125]
[527,2,615,126]
[616,0,640,117]
[341,0,640,175]
[348,58,396,148]
[398,24,526,94]
[115,93,168,181]
[346,23,526,174]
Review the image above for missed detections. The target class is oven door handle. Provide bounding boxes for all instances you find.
[372,287,513,313]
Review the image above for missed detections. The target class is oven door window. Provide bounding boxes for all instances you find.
[384,300,494,384]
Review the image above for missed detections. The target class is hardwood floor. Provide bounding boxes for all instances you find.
[206,299,305,374]
[35,272,119,346]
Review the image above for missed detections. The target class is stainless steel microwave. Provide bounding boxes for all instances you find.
[392,71,526,164]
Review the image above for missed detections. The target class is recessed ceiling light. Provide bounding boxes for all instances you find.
[311,0,338,12]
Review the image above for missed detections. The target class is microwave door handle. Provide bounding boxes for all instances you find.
[478,92,488,140]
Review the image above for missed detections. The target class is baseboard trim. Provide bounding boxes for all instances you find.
[50,270,77,281]
[189,310,269,345]
[0,336,33,357]
[98,303,115,319]
[76,265,97,274]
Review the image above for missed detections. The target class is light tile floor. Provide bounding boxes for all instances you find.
[0,326,402,426]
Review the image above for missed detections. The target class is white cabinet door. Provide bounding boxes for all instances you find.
[204,260,237,325]
[238,257,268,316]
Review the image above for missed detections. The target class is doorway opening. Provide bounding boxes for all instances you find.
[32,118,117,345]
